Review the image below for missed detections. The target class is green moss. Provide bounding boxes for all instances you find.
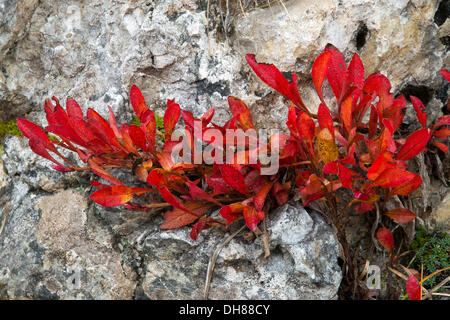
[132,115,165,133]
[0,120,22,139]
[409,227,450,287]
[0,119,23,153]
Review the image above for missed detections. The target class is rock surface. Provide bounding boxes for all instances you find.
[136,202,341,300]
[0,0,448,300]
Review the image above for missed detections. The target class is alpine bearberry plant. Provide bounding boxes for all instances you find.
[16,45,450,298]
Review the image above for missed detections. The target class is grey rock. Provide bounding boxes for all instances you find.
[0,0,447,300]
[137,202,342,300]
[0,188,137,299]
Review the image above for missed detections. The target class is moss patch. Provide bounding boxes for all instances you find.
[409,227,450,287]
[0,119,23,153]
[132,115,165,133]
[0,119,22,139]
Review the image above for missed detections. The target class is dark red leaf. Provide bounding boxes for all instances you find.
[217,164,249,195]
[377,228,394,253]
[160,202,210,230]
[384,208,416,223]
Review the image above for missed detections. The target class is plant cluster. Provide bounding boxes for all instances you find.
[16,45,450,298]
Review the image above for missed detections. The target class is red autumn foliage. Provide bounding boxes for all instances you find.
[16,45,449,245]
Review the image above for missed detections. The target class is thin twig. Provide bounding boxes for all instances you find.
[262,208,270,259]
[372,203,382,251]
[204,225,246,300]
[431,275,450,294]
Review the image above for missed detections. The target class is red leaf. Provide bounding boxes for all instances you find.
[228,96,255,129]
[246,54,306,110]
[396,128,432,161]
[160,202,210,230]
[108,106,122,140]
[371,167,418,189]
[297,111,315,155]
[129,124,147,151]
[119,124,139,154]
[432,141,448,153]
[367,152,395,181]
[324,45,349,102]
[164,99,181,141]
[377,228,394,253]
[340,95,353,132]
[406,274,421,300]
[17,118,58,153]
[388,174,422,197]
[433,128,450,139]
[219,203,245,225]
[433,115,450,128]
[86,108,123,150]
[200,106,215,125]
[190,216,213,241]
[28,139,67,169]
[88,158,124,185]
[317,103,334,136]
[243,206,264,231]
[185,180,221,206]
[217,164,249,195]
[410,96,427,128]
[347,53,365,90]
[146,168,169,188]
[312,50,331,104]
[363,73,394,112]
[159,187,197,216]
[66,97,83,120]
[90,185,152,207]
[440,69,450,82]
[253,180,276,211]
[141,110,156,152]
[384,208,416,223]
[130,85,149,119]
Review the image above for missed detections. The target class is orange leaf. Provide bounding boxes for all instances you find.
[90,185,152,207]
[243,206,265,231]
[371,168,418,189]
[340,95,353,133]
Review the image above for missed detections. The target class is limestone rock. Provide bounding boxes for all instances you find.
[136,202,342,300]
[430,192,450,231]
[0,189,137,299]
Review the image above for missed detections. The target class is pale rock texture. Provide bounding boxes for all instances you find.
[0,188,137,299]
[136,202,341,300]
[0,0,448,299]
